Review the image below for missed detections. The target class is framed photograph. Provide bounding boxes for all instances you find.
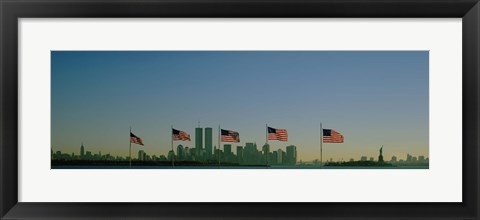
[1,0,479,219]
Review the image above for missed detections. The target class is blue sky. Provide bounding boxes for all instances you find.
[51,51,428,161]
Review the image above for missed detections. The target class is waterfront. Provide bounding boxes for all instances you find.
[52,165,428,169]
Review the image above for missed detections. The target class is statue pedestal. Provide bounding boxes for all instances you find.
[378,155,384,163]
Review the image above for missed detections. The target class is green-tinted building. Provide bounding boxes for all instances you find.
[80,143,85,158]
[138,150,145,161]
[205,127,213,160]
[236,146,244,164]
[176,144,184,160]
[286,145,297,165]
[195,127,203,158]
[224,144,232,162]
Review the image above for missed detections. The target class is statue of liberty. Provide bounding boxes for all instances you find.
[378,145,384,163]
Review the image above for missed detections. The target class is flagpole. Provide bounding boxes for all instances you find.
[265,124,268,166]
[218,125,221,167]
[266,124,268,144]
[129,127,132,169]
[171,125,174,167]
[320,123,323,167]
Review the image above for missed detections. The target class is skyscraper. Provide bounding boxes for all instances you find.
[80,143,85,158]
[177,144,184,160]
[244,142,257,164]
[168,150,175,161]
[272,151,278,165]
[277,149,283,164]
[224,144,232,162]
[138,150,145,161]
[262,143,270,164]
[205,127,213,160]
[195,127,203,158]
[236,146,243,164]
[286,145,297,166]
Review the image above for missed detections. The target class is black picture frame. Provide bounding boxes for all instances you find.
[1,0,479,219]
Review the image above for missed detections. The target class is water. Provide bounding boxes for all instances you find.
[52,165,428,169]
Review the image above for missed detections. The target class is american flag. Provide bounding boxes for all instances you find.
[172,128,191,141]
[323,129,344,143]
[267,126,288,141]
[130,132,144,146]
[221,129,240,142]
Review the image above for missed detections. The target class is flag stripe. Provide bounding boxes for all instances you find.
[267,127,288,141]
[172,128,191,141]
[322,129,344,143]
[130,132,144,146]
[221,129,240,143]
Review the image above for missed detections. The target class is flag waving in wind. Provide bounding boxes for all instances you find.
[172,128,191,141]
[323,129,344,143]
[130,132,144,146]
[268,126,288,141]
[221,129,240,142]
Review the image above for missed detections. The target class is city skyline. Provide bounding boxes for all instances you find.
[51,125,428,163]
[52,141,428,165]
[51,51,429,162]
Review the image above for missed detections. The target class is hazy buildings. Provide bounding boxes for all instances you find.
[138,150,146,161]
[407,154,412,162]
[167,150,175,161]
[361,156,367,161]
[205,127,213,160]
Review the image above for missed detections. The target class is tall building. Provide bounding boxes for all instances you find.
[195,127,203,158]
[168,150,175,161]
[286,145,297,165]
[263,143,270,155]
[205,127,213,160]
[277,149,283,164]
[177,144,184,160]
[244,142,258,164]
[272,151,278,165]
[138,150,145,161]
[80,143,85,158]
[262,143,270,164]
[224,144,232,162]
[184,147,190,160]
[236,146,244,164]
[361,156,367,161]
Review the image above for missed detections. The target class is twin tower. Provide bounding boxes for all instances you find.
[195,127,213,160]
